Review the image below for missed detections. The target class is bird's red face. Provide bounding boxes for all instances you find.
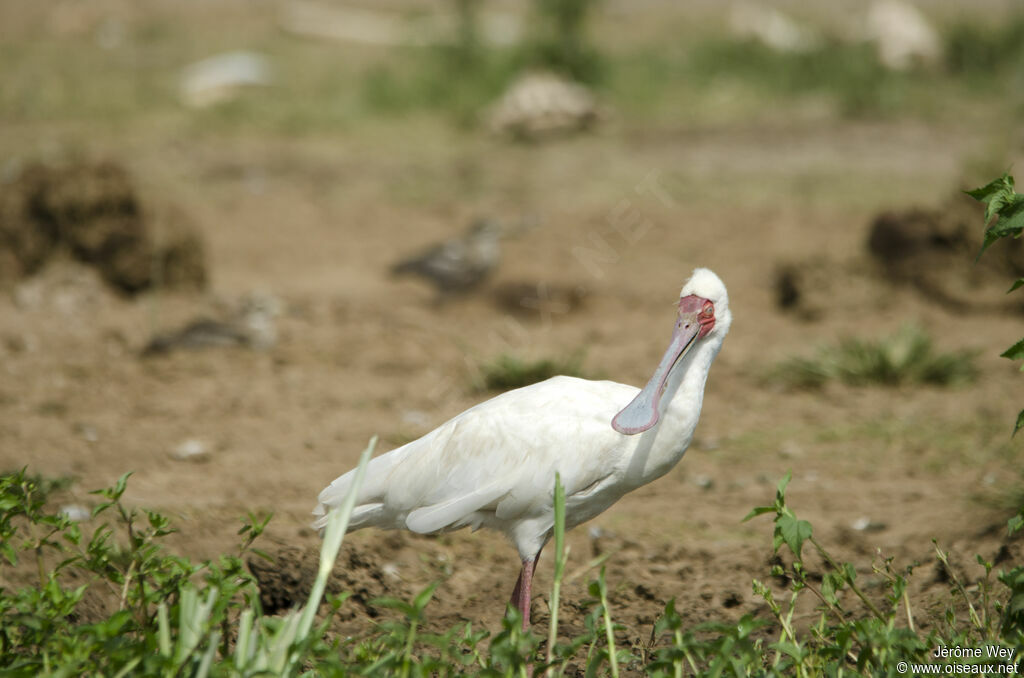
[611,294,715,435]
[679,294,716,339]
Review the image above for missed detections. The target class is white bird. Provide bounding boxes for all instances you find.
[314,268,731,627]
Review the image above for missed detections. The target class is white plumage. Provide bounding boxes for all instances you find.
[314,268,731,626]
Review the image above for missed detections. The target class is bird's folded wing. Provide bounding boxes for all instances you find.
[405,481,508,534]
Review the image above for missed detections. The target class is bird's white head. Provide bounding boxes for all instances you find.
[612,268,730,435]
[678,267,731,340]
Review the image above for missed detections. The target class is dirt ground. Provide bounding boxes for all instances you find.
[2,0,1024,666]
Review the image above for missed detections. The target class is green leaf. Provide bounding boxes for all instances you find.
[1008,588,1024,615]
[1009,512,1024,535]
[841,562,857,584]
[1,541,17,565]
[413,581,439,613]
[741,505,776,522]
[1013,409,1024,437]
[777,514,813,558]
[966,172,1015,224]
[776,471,792,500]
[968,173,1024,258]
[371,596,415,617]
[989,197,1024,236]
[979,197,1024,258]
[1008,278,1024,293]
[820,572,841,605]
[1001,338,1024,362]
[771,640,806,661]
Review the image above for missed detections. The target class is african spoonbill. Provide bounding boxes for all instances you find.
[314,268,731,627]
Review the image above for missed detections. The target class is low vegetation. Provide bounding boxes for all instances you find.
[5,4,1024,134]
[473,351,592,392]
[967,171,1024,434]
[772,325,978,389]
[2,453,1021,676]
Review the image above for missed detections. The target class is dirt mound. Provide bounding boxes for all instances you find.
[0,160,206,295]
[866,190,1024,311]
[775,190,1024,319]
[248,541,411,619]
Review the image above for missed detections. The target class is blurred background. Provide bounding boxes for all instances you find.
[1,0,1023,638]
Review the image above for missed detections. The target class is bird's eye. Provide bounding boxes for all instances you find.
[701,302,714,318]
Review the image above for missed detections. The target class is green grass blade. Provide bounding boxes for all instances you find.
[546,473,567,677]
[596,567,619,678]
[157,602,171,659]
[111,657,141,678]
[174,587,197,667]
[234,608,254,670]
[287,435,378,673]
[195,630,219,678]
[269,613,302,674]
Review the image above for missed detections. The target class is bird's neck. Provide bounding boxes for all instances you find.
[625,337,722,485]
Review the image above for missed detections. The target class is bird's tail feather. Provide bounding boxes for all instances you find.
[313,451,400,531]
[312,502,385,532]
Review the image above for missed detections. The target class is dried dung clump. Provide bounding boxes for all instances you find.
[866,190,1024,310]
[247,543,409,619]
[0,160,207,295]
[775,190,1024,319]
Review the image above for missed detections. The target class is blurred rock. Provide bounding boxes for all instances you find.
[76,423,99,443]
[60,504,91,522]
[171,438,210,462]
[180,51,273,109]
[487,72,604,141]
[863,1,942,70]
[0,160,207,296]
[851,516,887,532]
[381,562,402,581]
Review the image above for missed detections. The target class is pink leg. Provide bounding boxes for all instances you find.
[508,548,543,630]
